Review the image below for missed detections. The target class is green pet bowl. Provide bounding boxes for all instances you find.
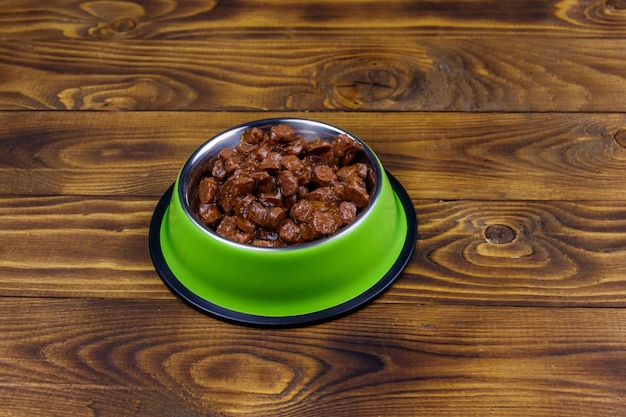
[149,118,416,326]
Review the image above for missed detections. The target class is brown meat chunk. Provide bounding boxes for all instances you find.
[331,181,346,200]
[224,157,242,174]
[306,138,332,154]
[355,162,369,179]
[252,238,283,248]
[336,165,357,180]
[312,164,337,186]
[233,193,255,218]
[235,216,256,233]
[248,201,268,226]
[338,201,357,225]
[332,133,362,164]
[299,223,315,242]
[265,207,286,230]
[312,211,342,237]
[258,152,282,170]
[252,142,271,161]
[278,219,300,244]
[216,215,237,237]
[305,187,339,205]
[281,154,305,172]
[246,201,285,230]
[241,127,264,144]
[344,176,370,207]
[198,177,218,204]
[270,124,296,142]
[211,159,228,180]
[257,191,283,206]
[220,176,254,200]
[290,200,314,224]
[199,203,222,225]
[276,170,299,196]
[285,136,306,155]
[218,148,237,162]
[251,170,272,186]
[218,176,253,213]
[236,142,258,155]
[216,216,254,244]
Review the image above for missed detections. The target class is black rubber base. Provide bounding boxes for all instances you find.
[148,172,417,327]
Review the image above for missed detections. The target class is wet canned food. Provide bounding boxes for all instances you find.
[195,123,375,247]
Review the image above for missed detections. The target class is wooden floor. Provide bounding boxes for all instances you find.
[2,1,626,416]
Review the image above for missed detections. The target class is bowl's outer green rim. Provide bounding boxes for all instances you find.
[148,172,417,327]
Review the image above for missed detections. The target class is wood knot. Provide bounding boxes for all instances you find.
[614,129,626,148]
[318,54,429,110]
[110,18,137,33]
[606,0,626,9]
[337,69,398,103]
[485,224,516,244]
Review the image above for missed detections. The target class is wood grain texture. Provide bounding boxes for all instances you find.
[2,298,626,416]
[0,196,170,299]
[3,196,626,306]
[1,36,626,111]
[2,112,625,200]
[2,1,626,415]
[1,0,625,40]
[406,200,626,306]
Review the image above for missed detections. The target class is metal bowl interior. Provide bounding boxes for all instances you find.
[179,118,382,250]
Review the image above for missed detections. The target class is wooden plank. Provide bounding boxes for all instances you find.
[1,111,625,200]
[0,196,171,299]
[0,195,166,298]
[2,196,626,306]
[0,0,625,40]
[1,36,626,111]
[406,199,626,306]
[1,298,626,416]
[0,386,208,417]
